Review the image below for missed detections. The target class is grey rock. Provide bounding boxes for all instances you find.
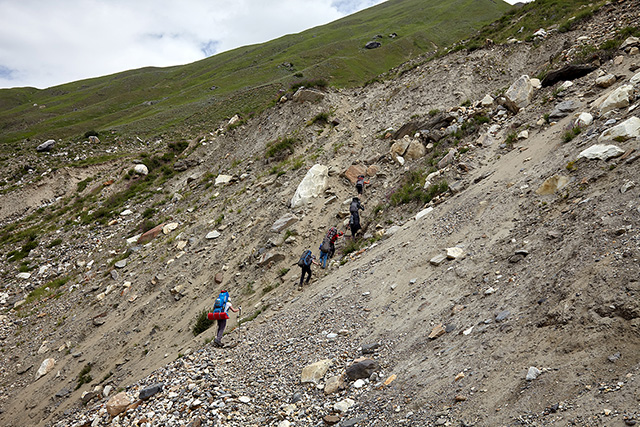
[365,41,381,49]
[496,310,511,322]
[346,359,380,380]
[526,366,542,381]
[361,343,380,355]
[36,139,55,152]
[114,260,127,269]
[139,383,164,400]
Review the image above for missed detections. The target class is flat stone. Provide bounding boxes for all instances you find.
[206,231,221,239]
[446,247,465,259]
[428,324,446,339]
[301,359,332,384]
[526,366,542,381]
[139,383,163,400]
[430,254,447,266]
[346,359,379,380]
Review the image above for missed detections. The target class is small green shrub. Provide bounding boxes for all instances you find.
[48,238,63,248]
[562,126,582,143]
[192,310,215,336]
[308,111,330,126]
[290,78,328,92]
[266,136,298,159]
[76,363,93,390]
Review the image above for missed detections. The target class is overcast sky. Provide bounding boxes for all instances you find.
[0,0,525,90]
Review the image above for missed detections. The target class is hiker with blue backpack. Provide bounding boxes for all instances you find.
[209,290,239,347]
[297,249,319,289]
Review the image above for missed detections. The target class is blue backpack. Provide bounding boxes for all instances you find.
[298,250,313,267]
[213,291,229,314]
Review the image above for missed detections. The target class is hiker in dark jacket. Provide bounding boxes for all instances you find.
[298,250,319,288]
[319,236,331,268]
[349,197,364,238]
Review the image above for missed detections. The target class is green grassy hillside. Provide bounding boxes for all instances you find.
[0,0,510,149]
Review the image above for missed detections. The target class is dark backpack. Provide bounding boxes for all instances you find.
[320,237,331,253]
[298,250,313,267]
[356,175,365,186]
[327,227,337,240]
[213,291,229,314]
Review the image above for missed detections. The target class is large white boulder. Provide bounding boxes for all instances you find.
[595,85,634,114]
[290,164,329,208]
[598,117,640,142]
[505,75,534,111]
[577,144,625,161]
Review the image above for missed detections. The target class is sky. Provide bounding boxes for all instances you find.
[0,0,526,90]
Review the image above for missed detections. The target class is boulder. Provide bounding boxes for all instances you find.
[346,359,380,380]
[481,94,494,107]
[415,207,433,221]
[206,231,221,239]
[366,164,380,176]
[630,72,640,87]
[214,272,224,284]
[137,223,165,244]
[106,392,132,417]
[504,75,534,111]
[437,148,457,170]
[271,213,299,233]
[215,174,233,186]
[301,359,332,384]
[536,175,570,195]
[404,140,426,160]
[390,138,410,158]
[575,112,593,127]
[36,139,55,152]
[292,87,325,103]
[344,164,367,184]
[228,114,240,126]
[595,74,616,88]
[446,247,465,259]
[290,164,329,208]
[596,85,634,113]
[257,252,285,267]
[541,64,597,87]
[365,41,381,49]
[162,222,178,235]
[577,144,625,161]
[549,100,578,119]
[392,122,420,140]
[35,358,55,381]
[621,36,640,50]
[134,164,149,175]
[598,117,640,142]
[88,135,100,143]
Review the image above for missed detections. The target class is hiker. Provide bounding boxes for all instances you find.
[297,249,319,288]
[326,226,344,259]
[319,235,331,268]
[210,290,239,347]
[349,197,365,238]
[355,174,369,195]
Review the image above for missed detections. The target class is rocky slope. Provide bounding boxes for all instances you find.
[1,2,640,426]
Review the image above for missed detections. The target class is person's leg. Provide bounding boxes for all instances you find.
[299,267,306,287]
[216,319,227,344]
[320,251,328,268]
[304,265,312,284]
[329,243,335,259]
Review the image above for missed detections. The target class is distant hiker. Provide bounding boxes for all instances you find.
[349,197,365,238]
[319,236,331,268]
[326,226,344,259]
[210,290,239,347]
[355,174,369,195]
[297,249,319,288]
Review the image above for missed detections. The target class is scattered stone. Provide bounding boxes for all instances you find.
[415,207,433,221]
[334,398,355,413]
[598,117,640,142]
[106,392,132,417]
[325,375,346,395]
[365,41,381,49]
[292,87,325,103]
[495,310,510,322]
[446,247,465,260]
[428,324,446,340]
[301,359,332,384]
[597,85,634,113]
[114,260,127,269]
[139,383,163,400]
[162,222,178,234]
[430,254,447,266]
[215,174,233,186]
[526,366,542,381]
[346,359,380,380]
[608,352,621,363]
[323,414,341,425]
[621,181,636,193]
[535,175,570,195]
[361,343,380,355]
[575,112,593,127]
[271,213,299,233]
[549,100,577,119]
[595,74,616,88]
[138,223,165,244]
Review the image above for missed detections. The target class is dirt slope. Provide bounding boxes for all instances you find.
[1,2,639,426]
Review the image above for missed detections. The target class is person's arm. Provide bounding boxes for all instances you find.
[229,304,240,313]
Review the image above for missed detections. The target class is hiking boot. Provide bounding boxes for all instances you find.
[213,339,222,347]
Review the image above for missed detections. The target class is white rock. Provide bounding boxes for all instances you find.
[597,85,634,113]
[505,75,534,110]
[526,366,542,381]
[162,222,179,234]
[577,144,625,161]
[334,398,356,412]
[621,181,636,193]
[598,117,640,142]
[630,72,640,86]
[595,74,616,88]
[290,164,329,208]
[120,209,133,216]
[215,174,233,186]
[446,247,465,259]
[238,396,251,403]
[17,272,31,279]
[530,78,542,89]
[206,231,221,239]
[415,207,434,221]
[559,81,573,91]
[134,164,149,175]
[353,379,366,389]
[35,358,56,381]
[517,130,529,140]
[575,112,593,127]
[480,94,494,107]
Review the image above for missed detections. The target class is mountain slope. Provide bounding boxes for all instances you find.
[0,0,510,148]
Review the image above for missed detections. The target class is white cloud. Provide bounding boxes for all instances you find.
[0,0,386,89]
